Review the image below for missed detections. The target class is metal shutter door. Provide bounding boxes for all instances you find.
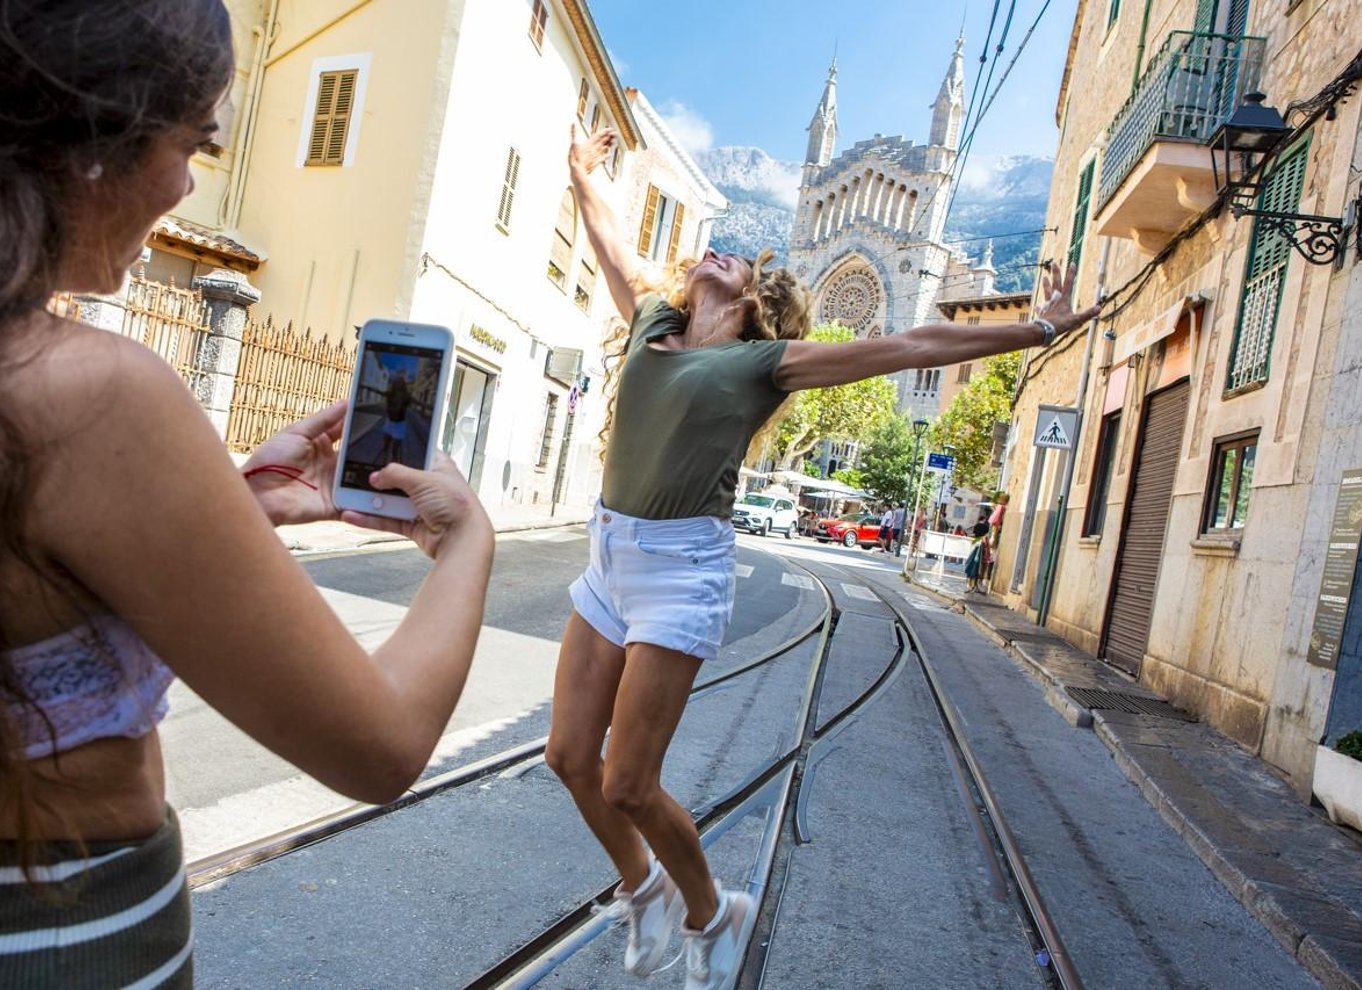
[1102,380,1190,676]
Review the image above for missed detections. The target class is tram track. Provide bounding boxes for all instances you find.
[190,549,1083,990]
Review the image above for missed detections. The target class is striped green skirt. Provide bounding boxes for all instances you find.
[0,808,191,988]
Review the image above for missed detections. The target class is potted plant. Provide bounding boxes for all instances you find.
[1314,731,1362,831]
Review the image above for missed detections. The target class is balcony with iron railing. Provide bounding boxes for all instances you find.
[1094,31,1265,253]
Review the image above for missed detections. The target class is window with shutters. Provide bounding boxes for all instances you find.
[1202,431,1258,534]
[956,363,972,384]
[547,187,575,289]
[606,144,621,180]
[1067,159,1095,271]
[637,186,685,262]
[304,69,359,166]
[1226,137,1309,394]
[966,316,981,325]
[496,147,521,233]
[528,0,548,51]
[1083,411,1121,536]
[537,392,558,468]
[575,249,597,312]
[577,78,590,121]
[1106,0,1121,31]
[590,104,602,133]
[1194,0,1250,36]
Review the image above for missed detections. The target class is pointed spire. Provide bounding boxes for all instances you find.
[980,239,996,271]
[930,33,966,150]
[805,56,839,167]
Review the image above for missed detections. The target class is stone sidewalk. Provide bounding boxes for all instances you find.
[275,502,591,553]
[907,566,1362,990]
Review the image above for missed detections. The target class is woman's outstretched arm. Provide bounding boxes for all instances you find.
[568,127,649,320]
[775,262,1101,392]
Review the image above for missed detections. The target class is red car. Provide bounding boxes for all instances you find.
[813,512,884,549]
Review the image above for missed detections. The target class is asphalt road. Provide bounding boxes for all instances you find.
[186,534,1317,988]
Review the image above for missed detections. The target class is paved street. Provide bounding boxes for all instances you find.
[181,532,1319,988]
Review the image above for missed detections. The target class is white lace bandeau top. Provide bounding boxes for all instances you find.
[4,615,174,759]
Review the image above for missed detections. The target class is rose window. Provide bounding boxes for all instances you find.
[821,269,880,333]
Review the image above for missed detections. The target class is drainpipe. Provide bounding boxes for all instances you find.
[1036,236,1113,626]
[1132,0,1155,93]
[221,0,281,229]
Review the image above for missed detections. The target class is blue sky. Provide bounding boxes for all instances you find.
[591,0,1077,175]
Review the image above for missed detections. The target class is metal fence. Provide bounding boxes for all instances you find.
[225,317,356,453]
[1098,31,1266,212]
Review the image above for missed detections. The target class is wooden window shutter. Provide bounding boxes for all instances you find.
[577,78,589,120]
[1067,160,1095,268]
[665,201,686,264]
[548,188,576,286]
[529,0,547,49]
[638,184,660,257]
[590,104,602,132]
[306,70,358,166]
[497,147,521,230]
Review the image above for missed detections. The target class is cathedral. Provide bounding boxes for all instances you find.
[790,36,988,420]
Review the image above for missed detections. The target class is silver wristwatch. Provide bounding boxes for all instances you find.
[1035,318,1057,347]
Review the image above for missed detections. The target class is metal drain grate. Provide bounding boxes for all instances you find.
[1066,688,1197,722]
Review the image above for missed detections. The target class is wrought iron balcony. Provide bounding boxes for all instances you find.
[1095,32,1266,249]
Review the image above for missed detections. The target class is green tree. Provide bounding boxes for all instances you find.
[770,324,897,470]
[858,413,935,506]
[831,467,864,490]
[929,351,1020,494]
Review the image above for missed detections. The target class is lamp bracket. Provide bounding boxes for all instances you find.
[1230,207,1347,266]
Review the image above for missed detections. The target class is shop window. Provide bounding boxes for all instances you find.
[1202,432,1258,534]
[1083,411,1121,536]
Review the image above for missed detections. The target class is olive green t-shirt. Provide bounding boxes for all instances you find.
[601,295,789,520]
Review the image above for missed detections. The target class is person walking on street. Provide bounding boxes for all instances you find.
[891,503,906,556]
[545,124,1100,990]
[878,504,895,552]
[0,5,494,984]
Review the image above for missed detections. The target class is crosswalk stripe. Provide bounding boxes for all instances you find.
[841,583,877,601]
[735,564,754,578]
[781,573,815,590]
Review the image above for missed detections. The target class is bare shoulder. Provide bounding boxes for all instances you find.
[9,313,190,444]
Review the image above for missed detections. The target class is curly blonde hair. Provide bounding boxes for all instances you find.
[596,249,812,463]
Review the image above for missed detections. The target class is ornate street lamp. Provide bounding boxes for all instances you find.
[1209,92,1349,266]
[904,418,930,558]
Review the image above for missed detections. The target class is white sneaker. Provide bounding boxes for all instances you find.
[681,885,755,990]
[611,860,686,976]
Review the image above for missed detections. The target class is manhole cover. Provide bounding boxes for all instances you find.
[1066,687,1197,721]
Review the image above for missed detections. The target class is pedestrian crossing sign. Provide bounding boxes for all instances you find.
[1032,405,1079,450]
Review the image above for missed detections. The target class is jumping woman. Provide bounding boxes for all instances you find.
[546,127,1100,990]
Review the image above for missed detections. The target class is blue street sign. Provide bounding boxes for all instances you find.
[927,452,956,471]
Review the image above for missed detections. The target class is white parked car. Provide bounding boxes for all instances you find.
[731,493,799,539]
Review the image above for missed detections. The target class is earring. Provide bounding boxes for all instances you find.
[85,163,104,181]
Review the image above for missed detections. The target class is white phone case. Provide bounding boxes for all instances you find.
[333,319,455,521]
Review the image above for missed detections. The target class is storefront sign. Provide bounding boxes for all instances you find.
[467,323,507,354]
[1308,468,1362,669]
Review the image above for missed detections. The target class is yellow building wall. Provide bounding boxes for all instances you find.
[235,0,459,338]
[936,299,1031,410]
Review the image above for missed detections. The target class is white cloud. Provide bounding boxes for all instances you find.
[657,100,715,156]
[959,157,996,191]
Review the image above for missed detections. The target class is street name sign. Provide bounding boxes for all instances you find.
[1033,405,1079,450]
[927,452,956,472]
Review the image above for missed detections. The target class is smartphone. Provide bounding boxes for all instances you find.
[334,319,455,521]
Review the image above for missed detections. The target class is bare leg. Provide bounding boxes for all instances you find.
[602,642,718,929]
[544,612,651,890]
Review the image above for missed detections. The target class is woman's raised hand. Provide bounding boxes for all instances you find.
[242,400,347,526]
[340,453,491,560]
[1035,261,1104,341]
[568,124,616,176]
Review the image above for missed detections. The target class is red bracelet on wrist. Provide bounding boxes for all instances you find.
[242,464,319,491]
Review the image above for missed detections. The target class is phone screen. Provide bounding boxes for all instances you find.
[339,339,447,493]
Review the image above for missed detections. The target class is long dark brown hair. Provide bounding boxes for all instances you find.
[0,0,234,863]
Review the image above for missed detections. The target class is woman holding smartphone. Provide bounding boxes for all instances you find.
[546,127,1099,990]
[0,3,492,985]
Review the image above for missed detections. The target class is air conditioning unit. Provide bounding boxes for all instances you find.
[545,347,583,386]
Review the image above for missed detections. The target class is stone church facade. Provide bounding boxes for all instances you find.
[788,38,975,420]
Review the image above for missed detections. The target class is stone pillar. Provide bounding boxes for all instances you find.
[191,268,260,438]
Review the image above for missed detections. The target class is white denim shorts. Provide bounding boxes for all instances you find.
[569,501,737,661]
